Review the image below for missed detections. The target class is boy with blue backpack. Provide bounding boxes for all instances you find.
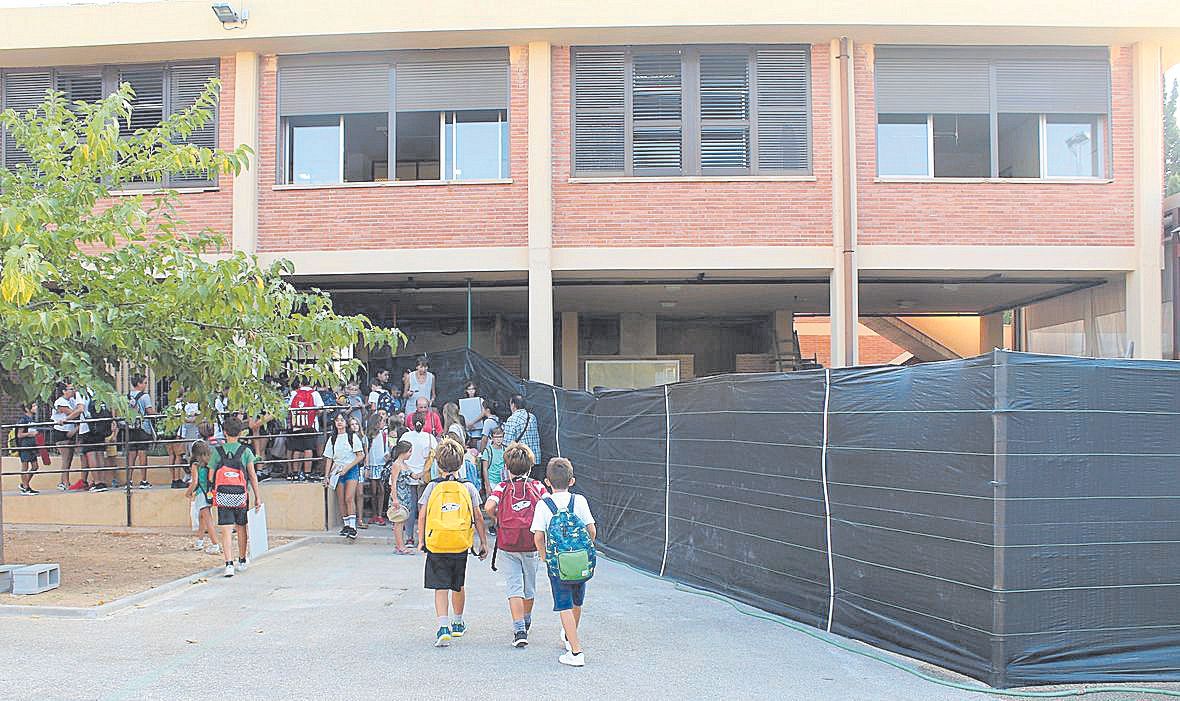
[531,457,596,667]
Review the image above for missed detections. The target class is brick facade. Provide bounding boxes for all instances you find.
[551,43,834,248]
[254,47,529,253]
[855,45,1135,246]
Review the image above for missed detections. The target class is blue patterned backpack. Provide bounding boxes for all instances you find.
[542,496,596,582]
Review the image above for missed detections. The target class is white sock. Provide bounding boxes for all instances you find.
[438,616,449,628]
[451,614,463,625]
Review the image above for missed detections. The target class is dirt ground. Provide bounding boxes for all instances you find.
[2,528,294,607]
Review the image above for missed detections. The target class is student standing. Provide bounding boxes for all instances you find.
[388,440,415,554]
[16,402,40,495]
[401,414,437,546]
[484,443,546,647]
[127,375,156,489]
[209,415,263,577]
[417,438,488,647]
[324,413,366,539]
[532,457,597,667]
[51,382,85,490]
[287,379,323,482]
[349,416,369,529]
[364,414,392,526]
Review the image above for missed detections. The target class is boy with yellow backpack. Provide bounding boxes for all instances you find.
[417,437,489,647]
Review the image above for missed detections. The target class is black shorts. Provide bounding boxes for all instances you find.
[287,432,318,454]
[53,430,78,446]
[80,438,108,454]
[217,507,249,526]
[128,428,154,452]
[424,552,468,592]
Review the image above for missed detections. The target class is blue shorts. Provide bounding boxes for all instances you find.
[549,576,587,612]
[340,465,361,483]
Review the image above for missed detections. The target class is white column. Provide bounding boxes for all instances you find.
[527,41,555,383]
[829,38,859,367]
[1127,41,1165,359]
[232,51,260,254]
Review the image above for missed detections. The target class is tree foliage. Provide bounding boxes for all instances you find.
[1167,78,1180,197]
[0,80,402,422]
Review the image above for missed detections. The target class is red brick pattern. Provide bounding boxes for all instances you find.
[855,45,1134,246]
[255,48,529,253]
[551,44,834,248]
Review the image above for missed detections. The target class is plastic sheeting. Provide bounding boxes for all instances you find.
[383,348,1180,688]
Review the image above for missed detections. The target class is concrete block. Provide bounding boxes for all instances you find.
[13,563,60,595]
[0,564,23,593]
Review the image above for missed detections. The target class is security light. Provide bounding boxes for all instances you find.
[211,3,249,27]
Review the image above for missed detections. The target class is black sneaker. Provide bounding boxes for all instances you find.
[171,479,185,489]
[89,483,109,493]
[345,526,357,540]
[512,630,528,648]
[255,469,271,482]
[19,485,38,496]
[339,526,349,536]
[285,473,296,481]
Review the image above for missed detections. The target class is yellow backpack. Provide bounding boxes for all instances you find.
[424,478,475,554]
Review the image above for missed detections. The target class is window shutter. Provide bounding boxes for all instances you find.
[631,50,682,171]
[118,66,166,136]
[3,71,52,170]
[755,48,810,172]
[394,58,507,112]
[994,59,1109,114]
[874,48,991,114]
[572,49,626,174]
[55,68,103,111]
[700,52,751,170]
[168,62,219,186]
[279,63,390,116]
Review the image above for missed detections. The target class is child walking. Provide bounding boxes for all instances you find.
[532,457,597,667]
[184,440,221,555]
[324,413,366,539]
[209,415,263,577]
[418,438,488,647]
[484,443,547,647]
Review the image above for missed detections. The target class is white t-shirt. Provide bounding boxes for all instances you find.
[367,390,382,410]
[53,395,88,434]
[402,429,437,471]
[367,429,391,467]
[531,491,595,533]
[323,432,364,470]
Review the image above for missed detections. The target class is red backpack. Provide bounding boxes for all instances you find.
[212,444,249,509]
[290,388,318,430]
[493,478,544,566]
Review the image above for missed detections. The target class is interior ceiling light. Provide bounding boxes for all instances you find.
[664,285,681,292]
[660,300,678,309]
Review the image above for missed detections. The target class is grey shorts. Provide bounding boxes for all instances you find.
[498,549,539,600]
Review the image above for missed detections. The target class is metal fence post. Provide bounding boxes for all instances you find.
[123,419,132,528]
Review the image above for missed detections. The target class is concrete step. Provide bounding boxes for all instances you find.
[13,563,61,595]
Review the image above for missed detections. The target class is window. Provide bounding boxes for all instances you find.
[1,61,219,186]
[572,45,811,177]
[875,46,1110,180]
[277,49,509,185]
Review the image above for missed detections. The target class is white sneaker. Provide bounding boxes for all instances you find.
[559,651,585,667]
[205,543,222,555]
[223,564,235,577]
[561,629,571,652]
[194,538,207,551]
[235,560,248,572]
[57,482,68,491]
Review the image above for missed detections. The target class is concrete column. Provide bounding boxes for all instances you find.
[231,51,260,254]
[561,312,580,389]
[829,39,860,367]
[1126,41,1165,359]
[980,313,1005,353]
[619,313,658,356]
[527,41,555,383]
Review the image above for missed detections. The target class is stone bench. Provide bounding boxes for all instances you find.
[12,563,61,595]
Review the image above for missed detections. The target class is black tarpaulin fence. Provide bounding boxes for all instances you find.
[389,348,1180,688]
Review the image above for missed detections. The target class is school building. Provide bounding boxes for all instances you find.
[1,0,1178,390]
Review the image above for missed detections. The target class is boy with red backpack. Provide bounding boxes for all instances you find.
[417,437,489,647]
[287,379,323,481]
[484,442,547,647]
[209,415,263,577]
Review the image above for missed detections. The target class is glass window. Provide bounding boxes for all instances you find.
[394,111,441,181]
[445,109,508,180]
[287,116,340,185]
[343,113,389,183]
[877,114,929,176]
[998,113,1040,178]
[1045,114,1100,178]
[932,114,989,177]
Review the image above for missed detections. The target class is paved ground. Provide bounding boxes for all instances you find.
[2,539,1177,701]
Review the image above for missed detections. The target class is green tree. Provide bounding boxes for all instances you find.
[1167,78,1180,197]
[0,80,402,420]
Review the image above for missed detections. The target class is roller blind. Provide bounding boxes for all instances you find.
[572,49,626,173]
[394,58,508,112]
[994,59,1110,113]
[278,63,390,116]
[875,49,991,114]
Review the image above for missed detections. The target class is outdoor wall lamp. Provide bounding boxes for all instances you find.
[211,3,249,28]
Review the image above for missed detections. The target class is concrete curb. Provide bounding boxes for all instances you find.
[0,536,315,620]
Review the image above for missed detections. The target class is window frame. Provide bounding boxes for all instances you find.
[0,60,221,189]
[570,44,812,178]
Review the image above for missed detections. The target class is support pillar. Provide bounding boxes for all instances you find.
[980,313,1005,354]
[527,41,555,383]
[561,312,580,389]
[231,51,260,254]
[1127,41,1165,359]
[829,38,859,367]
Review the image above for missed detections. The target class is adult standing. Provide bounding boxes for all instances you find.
[400,413,438,548]
[501,394,541,480]
[412,397,445,437]
[51,381,85,490]
[460,380,484,447]
[402,356,435,416]
[128,375,156,489]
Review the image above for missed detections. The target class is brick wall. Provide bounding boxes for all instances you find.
[551,44,834,248]
[855,45,1134,246]
[255,48,529,253]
